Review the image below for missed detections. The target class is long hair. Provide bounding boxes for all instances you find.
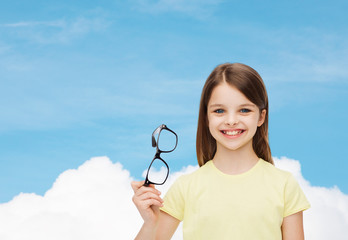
[196,63,273,166]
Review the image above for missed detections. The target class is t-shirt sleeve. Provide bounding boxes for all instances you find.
[283,173,311,217]
[160,175,186,221]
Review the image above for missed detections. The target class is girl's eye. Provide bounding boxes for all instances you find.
[214,109,224,114]
[240,108,251,113]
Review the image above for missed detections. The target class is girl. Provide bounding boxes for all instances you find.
[131,63,310,239]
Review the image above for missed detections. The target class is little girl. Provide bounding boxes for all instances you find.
[131,63,310,239]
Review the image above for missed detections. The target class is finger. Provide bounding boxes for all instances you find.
[142,182,157,190]
[135,190,162,205]
[137,192,164,203]
[135,185,161,198]
[140,199,164,209]
[133,190,163,208]
[148,183,156,189]
[131,180,145,192]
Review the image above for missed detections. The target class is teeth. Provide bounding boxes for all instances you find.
[224,130,242,136]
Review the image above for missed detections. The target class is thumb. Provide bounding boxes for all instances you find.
[131,180,145,193]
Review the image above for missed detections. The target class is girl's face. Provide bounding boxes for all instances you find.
[207,82,266,153]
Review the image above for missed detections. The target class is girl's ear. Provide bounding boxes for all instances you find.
[258,109,266,127]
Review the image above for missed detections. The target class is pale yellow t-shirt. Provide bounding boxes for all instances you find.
[161,159,310,240]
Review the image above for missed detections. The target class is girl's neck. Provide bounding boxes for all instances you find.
[212,144,260,175]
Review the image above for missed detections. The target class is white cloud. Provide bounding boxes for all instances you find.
[1,17,109,44]
[0,71,200,132]
[2,20,65,28]
[0,157,144,239]
[0,156,347,239]
[132,0,223,18]
[275,156,348,240]
[256,28,348,83]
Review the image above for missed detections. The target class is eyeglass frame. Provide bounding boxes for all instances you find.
[144,124,178,186]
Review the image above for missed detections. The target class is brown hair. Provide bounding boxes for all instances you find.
[196,63,273,166]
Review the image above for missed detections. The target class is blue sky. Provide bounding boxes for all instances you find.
[0,0,347,203]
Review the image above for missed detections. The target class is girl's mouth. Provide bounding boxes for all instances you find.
[221,130,245,136]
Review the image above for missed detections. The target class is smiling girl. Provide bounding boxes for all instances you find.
[131,63,310,239]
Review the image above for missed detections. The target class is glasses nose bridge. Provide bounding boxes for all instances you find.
[154,149,162,158]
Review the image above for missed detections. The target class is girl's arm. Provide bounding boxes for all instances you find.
[131,181,180,240]
[135,211,180,240]
[281,211,305,240]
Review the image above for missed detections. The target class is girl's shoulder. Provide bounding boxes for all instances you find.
[258,159,296,183]
[168,162,211,187]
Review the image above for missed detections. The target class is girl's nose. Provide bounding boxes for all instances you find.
[225,114,239,126]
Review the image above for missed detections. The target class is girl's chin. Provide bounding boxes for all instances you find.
[216,138,254,152]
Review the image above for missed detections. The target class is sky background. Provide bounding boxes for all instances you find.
[0,0,347,210]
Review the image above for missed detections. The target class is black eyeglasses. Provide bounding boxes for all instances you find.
[144,124,178,186]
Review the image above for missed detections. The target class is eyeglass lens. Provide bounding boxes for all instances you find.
[147,158,169,185]
[154,128,177,152]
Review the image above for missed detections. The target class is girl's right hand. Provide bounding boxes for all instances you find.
[131,180,164,226]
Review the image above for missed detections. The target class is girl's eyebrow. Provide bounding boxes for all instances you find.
[208,103,224,108]
[240,103,257,108]
[209,103,256,108]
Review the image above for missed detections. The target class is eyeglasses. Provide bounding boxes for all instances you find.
[144,124,178,186]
